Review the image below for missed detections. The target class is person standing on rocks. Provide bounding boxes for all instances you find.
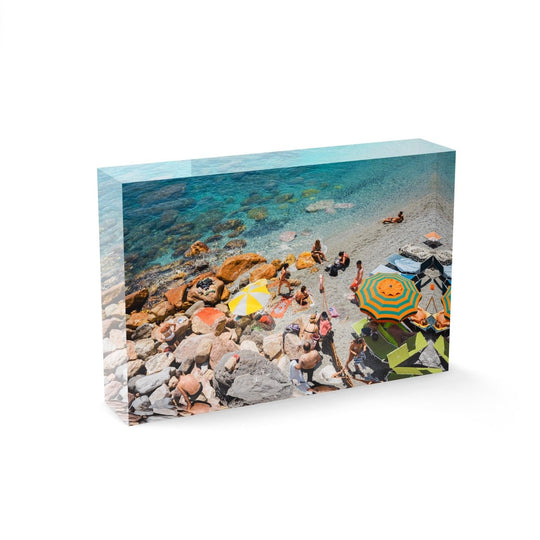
[295,341,322,383]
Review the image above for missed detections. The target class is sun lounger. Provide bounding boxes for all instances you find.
[379,322,414,348]
[369,264,400,276]
[409,317,432,330]
[351,319,397,361]
[386,254,422,274]
[393,366,443,376]
[434,335,450,363]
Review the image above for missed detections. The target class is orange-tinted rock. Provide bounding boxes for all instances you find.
[192,307,227,334]
[126,311,150,329]
[221,287,230,301]
[184,241,210,258]
[296,251,316,270]
[216,253,266,283]
[249,263,277,282]
[165,284,188,308]
[149,301,175,322]
[186,277,224,306]
[125,288,149,313]
[284,253,296,266]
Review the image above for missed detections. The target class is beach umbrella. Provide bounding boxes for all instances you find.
[355,273,421,322]
[228,279,271,316]
[441,286,451,319]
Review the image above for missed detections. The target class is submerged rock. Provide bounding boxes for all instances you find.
[305,199,334,213]
[279,231,296,242]
[184,241,210,258]
[247,207,268,221]
[224,239,247,250]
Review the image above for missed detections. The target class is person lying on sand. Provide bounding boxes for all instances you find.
[409,306,429,326]
[311,239,327,264]
[294,285,310,306]
[382,211,404,224]
[277,263,292,296]
[434,311,450,330]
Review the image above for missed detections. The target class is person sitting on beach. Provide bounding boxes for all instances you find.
[301,313,320,349]
[434,311,450,330]
[311,239,327,264]
[349,260,364,292]
[294,285,310,306]
[277,263,292,296]
[294,341,322,383]
[382,211,404,224]
[361,319,380,341]
[337,251,350,269]
[326,251,350,276]
[409,306,429,326]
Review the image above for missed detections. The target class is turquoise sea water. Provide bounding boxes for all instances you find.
[119,151,455,286]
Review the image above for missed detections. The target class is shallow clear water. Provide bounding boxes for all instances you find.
[120,152,455,285]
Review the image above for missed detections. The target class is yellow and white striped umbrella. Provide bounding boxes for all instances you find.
[228,279,271,316]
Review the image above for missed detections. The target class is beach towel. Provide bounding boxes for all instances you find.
[270,296,293,318]
[328,307,340,318]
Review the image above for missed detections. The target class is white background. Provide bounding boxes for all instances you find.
[1,1,539,539]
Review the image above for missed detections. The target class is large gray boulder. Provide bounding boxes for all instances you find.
[134,367,176,395]
[213,350,293,406]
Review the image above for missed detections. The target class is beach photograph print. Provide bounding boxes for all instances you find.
[99,141,455,424]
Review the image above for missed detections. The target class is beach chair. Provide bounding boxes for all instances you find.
[379,322,414,348]
[408,317,432,331]
[393,366,443,376]
[386,254,422,274]
[351,319,397,361]
[387,344,409,370]
[369,264,400,276]
[434,335,450,363]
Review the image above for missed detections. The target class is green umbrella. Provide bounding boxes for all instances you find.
[355,273,421,322]
[441,286,451,319]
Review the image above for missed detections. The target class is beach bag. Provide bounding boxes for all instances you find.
[284,323,301,336]
[329,265,338,277]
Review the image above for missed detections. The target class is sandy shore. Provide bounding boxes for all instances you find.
[266,192,454,376]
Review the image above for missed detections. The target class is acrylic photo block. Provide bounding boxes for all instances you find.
[98,139,455,425]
